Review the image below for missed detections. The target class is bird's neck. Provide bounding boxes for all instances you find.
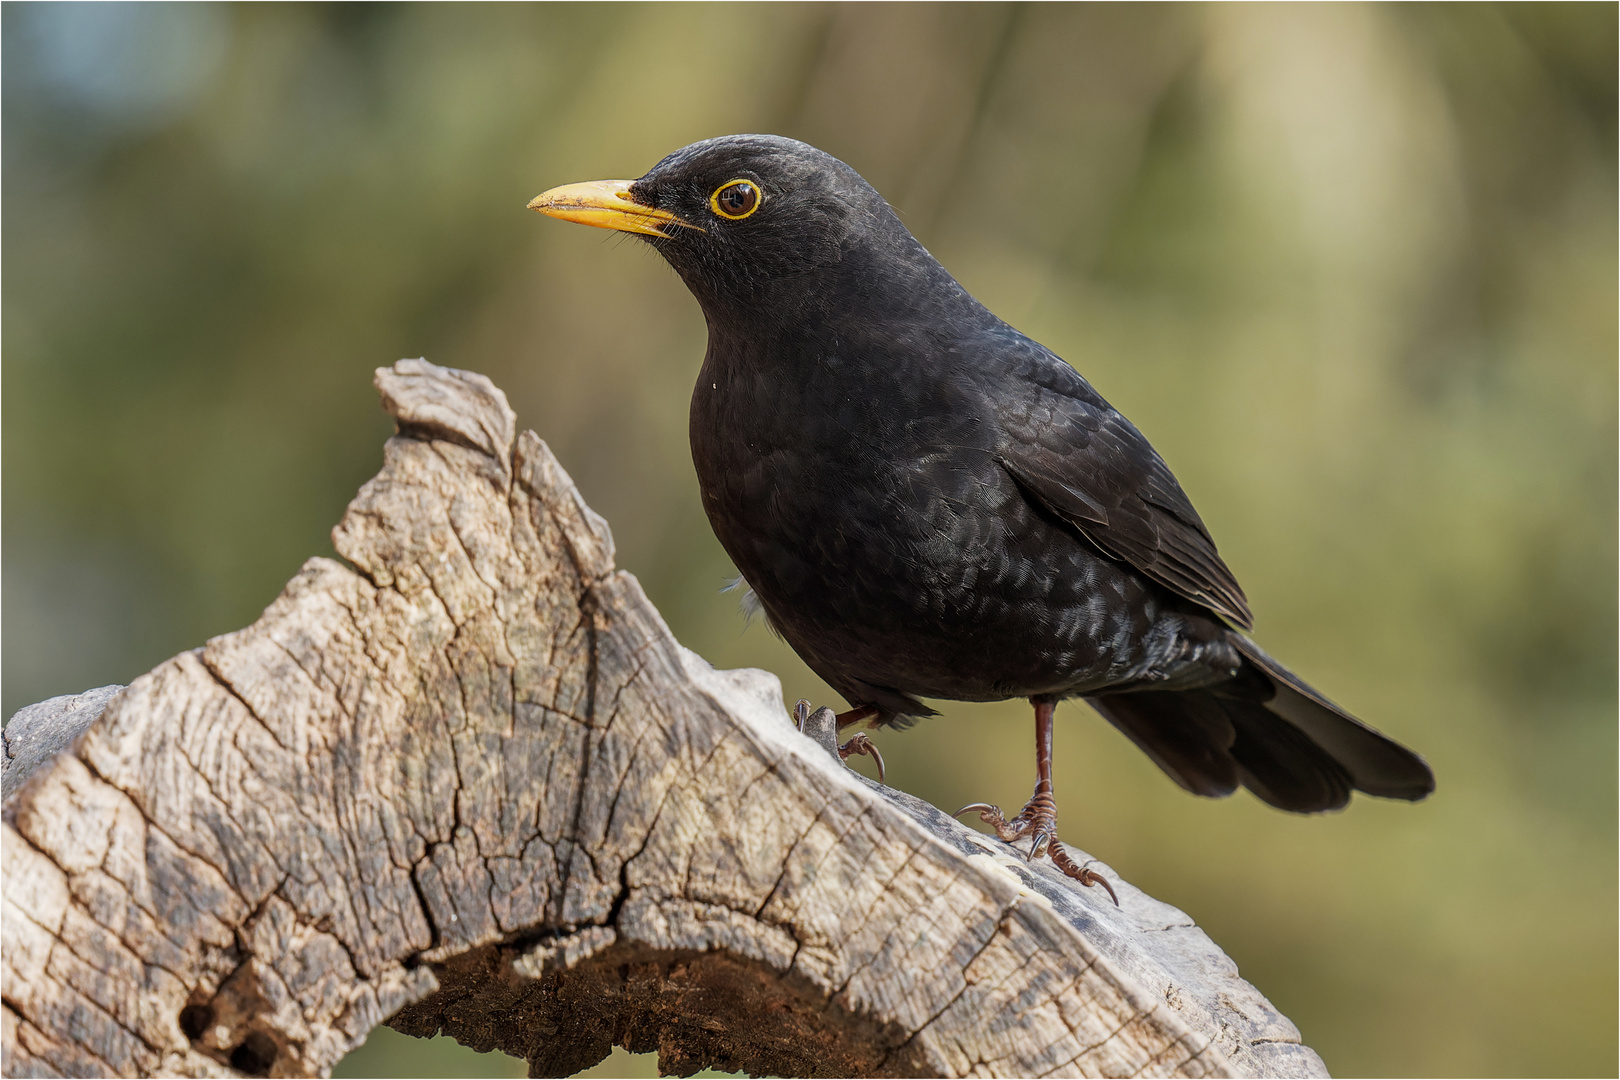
[692,235,995,377]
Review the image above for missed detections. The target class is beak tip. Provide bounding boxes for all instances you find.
[525,178,684,237]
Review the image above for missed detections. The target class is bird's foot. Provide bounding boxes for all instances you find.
[1048,842,1119,905]
[837,733,885,783]
[794,700,886,782]
[952,798,1119,906]
[953,788,1051,847]
[951,801,1031,844]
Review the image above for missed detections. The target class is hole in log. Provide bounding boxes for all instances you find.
[386,941,928,1078]
[178,1004,213,1041]
[229,1031,278,1076]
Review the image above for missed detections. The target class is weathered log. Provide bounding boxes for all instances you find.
[1,359,1328,1079]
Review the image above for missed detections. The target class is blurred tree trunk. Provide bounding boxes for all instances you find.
[1,360,1326,1079]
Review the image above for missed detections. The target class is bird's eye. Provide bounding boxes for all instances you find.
[710,180,761,220]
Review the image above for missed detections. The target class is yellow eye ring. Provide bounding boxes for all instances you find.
[710,179,762,220]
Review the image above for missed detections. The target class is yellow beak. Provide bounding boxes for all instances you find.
[526,179,696,238]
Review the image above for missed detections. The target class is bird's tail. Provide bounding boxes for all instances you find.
[1084,635,1434,813]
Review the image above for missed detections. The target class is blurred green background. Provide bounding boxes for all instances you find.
[4,3,1614,1077]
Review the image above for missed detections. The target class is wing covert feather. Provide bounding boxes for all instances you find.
[991,343,1253,628]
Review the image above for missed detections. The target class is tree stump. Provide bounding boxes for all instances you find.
[1,359,1329,1079]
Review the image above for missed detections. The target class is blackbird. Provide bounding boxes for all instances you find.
[530,135,1434,898]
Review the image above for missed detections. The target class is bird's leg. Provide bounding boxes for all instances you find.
[1019,699,1061,858]
[953,699,1119,905]
[836,704,879,729]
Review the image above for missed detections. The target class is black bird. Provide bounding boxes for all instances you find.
[529,135,1434,899]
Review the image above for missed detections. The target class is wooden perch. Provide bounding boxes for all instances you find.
[2,359,1329,1079]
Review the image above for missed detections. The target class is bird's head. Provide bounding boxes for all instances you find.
[529,135,912,321]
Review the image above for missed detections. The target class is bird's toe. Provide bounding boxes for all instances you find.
[838,732,886,783]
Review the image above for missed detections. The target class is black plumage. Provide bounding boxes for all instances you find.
[530,135,1433,888]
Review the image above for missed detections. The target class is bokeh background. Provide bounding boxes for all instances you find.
[4,3,1614,1077]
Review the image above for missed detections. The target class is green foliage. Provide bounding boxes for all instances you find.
[4,4,1613,1076]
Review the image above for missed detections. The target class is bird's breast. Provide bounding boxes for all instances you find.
[691,346,1044,625]
[691,347,997,577]
[687,336,1179,702]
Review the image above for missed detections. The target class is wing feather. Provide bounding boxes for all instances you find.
[991,340,1253,627]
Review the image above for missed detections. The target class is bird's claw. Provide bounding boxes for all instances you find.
[838,733,886,783]
[796,700,887,783]
[953,797,1118,906]
[953,802,1030,843]
[1050,844,1120,906]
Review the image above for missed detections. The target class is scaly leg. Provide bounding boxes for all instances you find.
[953,699,1119,905]
[836,704,879,729]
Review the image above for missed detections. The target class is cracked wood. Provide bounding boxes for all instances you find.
[1,358,1329,1079]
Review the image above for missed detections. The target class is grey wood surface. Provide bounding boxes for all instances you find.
[1,359,1328,1079]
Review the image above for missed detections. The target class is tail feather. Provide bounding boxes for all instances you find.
[1086,634,1434,813]
[1084,691,1238,799]
[1228,635,1435,801]
[1221,696,1353,811]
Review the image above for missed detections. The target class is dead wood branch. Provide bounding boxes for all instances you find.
[2,359,1328,1079]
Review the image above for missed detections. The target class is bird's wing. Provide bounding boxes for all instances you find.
[991,338,1253,628]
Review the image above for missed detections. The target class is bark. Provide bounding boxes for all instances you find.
[1,358,1329,1079]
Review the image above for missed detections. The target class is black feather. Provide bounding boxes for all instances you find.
[1085,691,1239,799]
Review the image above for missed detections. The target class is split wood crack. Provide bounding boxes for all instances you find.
[2,359,1329,1078]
